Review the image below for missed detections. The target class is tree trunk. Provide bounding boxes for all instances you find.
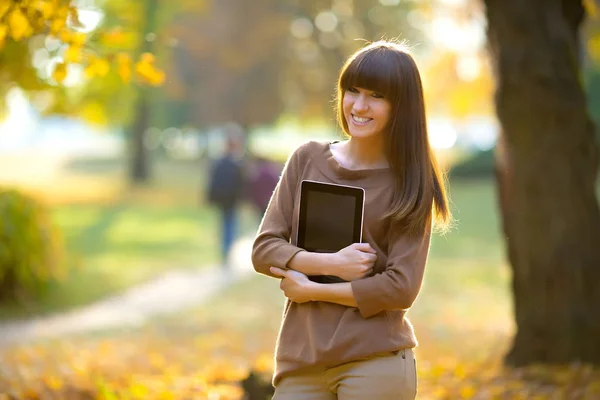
[129,95,150,182]
[484,0,600,365]
[128,0,158,184]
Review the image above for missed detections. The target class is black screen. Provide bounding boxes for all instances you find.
[303,191,357,252]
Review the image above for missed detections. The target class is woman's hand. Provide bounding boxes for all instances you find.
[330,243,377,281]
[270,267,315,303]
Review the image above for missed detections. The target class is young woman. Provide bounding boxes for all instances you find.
[251,40,451,400]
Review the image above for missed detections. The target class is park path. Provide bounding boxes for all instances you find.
[0,237,256,347]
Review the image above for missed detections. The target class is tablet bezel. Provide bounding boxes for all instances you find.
[296,179,365,253]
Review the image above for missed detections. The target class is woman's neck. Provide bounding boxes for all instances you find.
[339,137,388,170]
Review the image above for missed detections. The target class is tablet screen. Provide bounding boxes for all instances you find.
[297,180,364,254]
[303,190,357,252]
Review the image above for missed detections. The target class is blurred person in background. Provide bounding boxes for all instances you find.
[246,154,280,220]
[206,130,245,269]
[251,40,452,399]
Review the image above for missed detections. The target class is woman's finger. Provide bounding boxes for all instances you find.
[270,266,287,277]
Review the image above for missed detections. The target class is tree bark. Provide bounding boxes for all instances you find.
[484,0,600,365]
[130,95,150,182]
[129,0,158,184]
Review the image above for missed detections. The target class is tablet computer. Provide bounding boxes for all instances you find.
[296,180,365,283]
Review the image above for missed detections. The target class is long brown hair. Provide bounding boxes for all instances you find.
[336,40,451,235]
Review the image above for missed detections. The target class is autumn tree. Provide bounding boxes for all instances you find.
[164,0,288,132]
[484,0,600,365]
[163,1,424,132]
[0,1,164,103]
[0,0,167,184]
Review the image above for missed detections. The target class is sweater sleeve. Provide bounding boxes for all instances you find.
[251,145,306,278]
[350,220,432,318]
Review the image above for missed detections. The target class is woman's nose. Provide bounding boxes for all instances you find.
[352,94,369,112]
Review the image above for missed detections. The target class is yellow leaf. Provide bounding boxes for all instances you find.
[254,353,273,373]
[116,52,132,82]
[100,28,138,48]
[50,8,69,35]
[454,364,467,379]
[460,385,475,399]
[59,30,72,43]
[33,0,55,19]
[141,68,166,86]
[0,25,8,42]
[51,18,66,34]
[71,32,86,46]
[140,52,155,64]
[85,56,110,78]
[44,375,63,390]
[128,382,149,399]
[8,8,33,41]
[0,2,11,19]
[135,54,166,86]
[64,46,81,63]
[52,62,68,82]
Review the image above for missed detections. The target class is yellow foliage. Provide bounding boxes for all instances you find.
[135,52,166,86]
[50,15,66,34]
[43,375,63,390]
[253,353,274,373]
[8,7,33,41]
[63,45,81,63]
[0,1,165,87]
[80,102,107,125]
[71,31,86,46]
[52,62,68,82]
[34,0,55,19]
[116,52,132,83]
[0,24,7,44]
[59,30,85,46]
[85,56,110,78]
[0,2,11,20]
[100,28,139,49]
[460,385,476,399]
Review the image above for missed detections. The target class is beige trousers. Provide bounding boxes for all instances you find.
[273,349,417,400]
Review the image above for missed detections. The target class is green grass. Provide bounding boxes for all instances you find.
[0,156,261,320]
[0,201,259,320]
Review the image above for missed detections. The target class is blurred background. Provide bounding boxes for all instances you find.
[0,0,599,399]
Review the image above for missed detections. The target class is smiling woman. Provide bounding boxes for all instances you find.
[251,40,452,400]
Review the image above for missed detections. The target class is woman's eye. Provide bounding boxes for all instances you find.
[372,92,384,99]
[347,87,359,93]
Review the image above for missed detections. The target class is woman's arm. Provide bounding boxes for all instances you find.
[270,266,358,307]
[288,243,376,280]
[272,221,432,318]
[309,281,357,307]
[350,223,432,318]
[251,146,303,278]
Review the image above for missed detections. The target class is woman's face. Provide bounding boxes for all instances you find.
[342,86,392,139]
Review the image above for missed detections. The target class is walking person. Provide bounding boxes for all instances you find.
[206,133,245,269]
[251,40,452,399]
[246,154,280,219]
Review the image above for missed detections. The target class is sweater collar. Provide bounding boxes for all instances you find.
[324,141,391,181]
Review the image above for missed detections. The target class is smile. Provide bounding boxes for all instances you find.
[352,115,372,123]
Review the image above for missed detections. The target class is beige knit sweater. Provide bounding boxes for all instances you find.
[251,140,431,386]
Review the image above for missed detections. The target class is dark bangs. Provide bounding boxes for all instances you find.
[339,48,399,102]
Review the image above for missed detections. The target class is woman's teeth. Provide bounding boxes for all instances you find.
[352,115,371,123]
